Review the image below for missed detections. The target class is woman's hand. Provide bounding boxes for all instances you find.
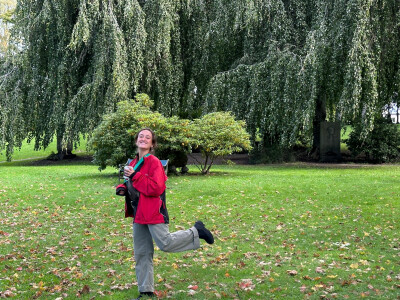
[124,166,134,178]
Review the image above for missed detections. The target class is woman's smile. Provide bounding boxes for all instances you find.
[136,130,153,150]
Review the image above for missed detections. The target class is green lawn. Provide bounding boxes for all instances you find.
[1,160,399,299]
[0,136,91,163]
[340,126,352,151]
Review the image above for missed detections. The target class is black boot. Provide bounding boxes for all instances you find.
[194,220,214,244]
[133,292,154,300]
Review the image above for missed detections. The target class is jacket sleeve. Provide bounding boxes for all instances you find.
[116,183,126,196]
[131,158,166,197]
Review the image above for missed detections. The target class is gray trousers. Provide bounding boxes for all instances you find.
[133,223,200,292]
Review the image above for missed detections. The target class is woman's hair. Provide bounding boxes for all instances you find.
[135,128,157,152]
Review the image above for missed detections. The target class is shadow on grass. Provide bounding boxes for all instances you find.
[0,155,95,167]
[168,168,244,178]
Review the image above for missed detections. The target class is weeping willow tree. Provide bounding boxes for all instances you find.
[204,0,400,155]
[0,0,16,157]
[0,0,146,159]
[1,0,399,160]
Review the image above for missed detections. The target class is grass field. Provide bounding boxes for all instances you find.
[0,137,91,163]
[1,158,399,299]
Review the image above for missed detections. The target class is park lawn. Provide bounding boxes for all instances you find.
[0,136,91,163]
[0,162,399,299]
[340,126,352,151]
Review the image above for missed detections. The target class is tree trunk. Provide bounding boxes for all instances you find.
[310,95,326,160]
[55,131,76,160]
[202,153,209,174]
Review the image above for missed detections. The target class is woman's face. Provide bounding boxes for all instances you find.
[136,130,153,152]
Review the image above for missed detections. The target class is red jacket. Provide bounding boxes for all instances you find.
[116,155,169,224]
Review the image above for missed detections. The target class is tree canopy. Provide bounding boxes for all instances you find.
[205,0,400,147]
[1,0,399,160]
[89,93,251,174]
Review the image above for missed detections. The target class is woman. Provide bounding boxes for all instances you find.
[116,128,214,300]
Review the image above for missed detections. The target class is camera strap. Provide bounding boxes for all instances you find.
[133,153,151,171]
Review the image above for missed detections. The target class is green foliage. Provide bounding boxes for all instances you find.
[204,0,400,149]
[1,0,400,162]
[90,95,252,174]
[89,93,191,170]
[249,144,297,164]
[345,117,400,163]
[0,0,146,159]
[89,94,159,170]
[189,112,252,174]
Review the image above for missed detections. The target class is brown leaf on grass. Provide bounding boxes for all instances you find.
[76,285,90,297]
[32,291,43,299]
[341,280,351,286]
[106,269,116,277]
[188,285,198,290]
[315,267,325,274]
[238,279,255,291]
[154,290,168,298]
[269,287,282,293]
[81,285,90,294]
[300,285,307,293]
[0,290,16,297]
[110,283,134,290]
[287,270,298,276]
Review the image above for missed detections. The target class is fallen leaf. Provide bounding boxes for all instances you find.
[76,284,90,297]
[171,263,178,269]
[350,263,359,269]
[238,279,255,291]
[154,290,168,298]
[287,270,298,276]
